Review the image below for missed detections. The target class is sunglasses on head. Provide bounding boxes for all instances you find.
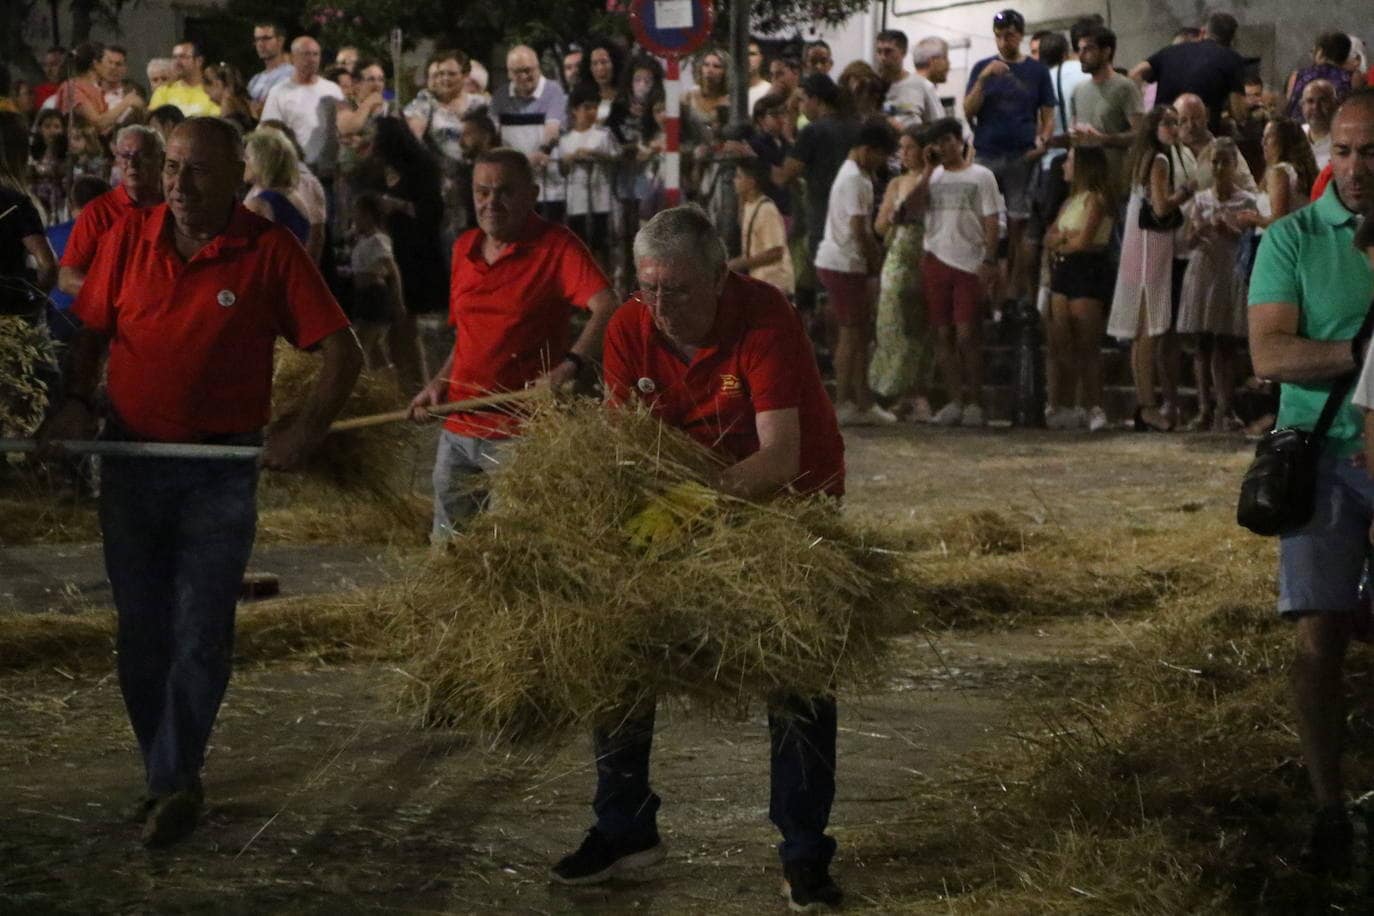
[993,10,1024,31]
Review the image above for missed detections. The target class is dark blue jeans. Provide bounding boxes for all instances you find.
[593,694,838,866]
[99,447,259,797]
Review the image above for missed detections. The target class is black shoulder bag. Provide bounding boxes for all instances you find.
[1137,151,1185,232]
[1237,307,1374,536]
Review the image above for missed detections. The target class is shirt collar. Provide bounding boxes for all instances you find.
[145,203,260,257]
[1315,181,1360,228]
[461,212,548,264]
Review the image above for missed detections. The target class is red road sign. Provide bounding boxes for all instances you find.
[628,0,714,58]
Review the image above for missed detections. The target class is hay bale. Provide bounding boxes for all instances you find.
[387,400,914,742]
[259,345,429,542]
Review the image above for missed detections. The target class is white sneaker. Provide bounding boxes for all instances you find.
[933,402,963,426]
[834,402,857,425]
[1045,405,1076,430]
[1087,406,1109,432]
[845,403,899,427]
[960,403,986,427]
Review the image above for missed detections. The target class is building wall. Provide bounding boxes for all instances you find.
[800,0,1372,114]
[17,0,217,86]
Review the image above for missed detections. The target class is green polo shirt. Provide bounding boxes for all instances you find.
[1248,184,1374,457]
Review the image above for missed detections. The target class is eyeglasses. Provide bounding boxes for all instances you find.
[636,283,694,302]
[509,66,536,76]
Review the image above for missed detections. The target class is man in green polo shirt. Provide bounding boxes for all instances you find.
[1248,87,1374,876]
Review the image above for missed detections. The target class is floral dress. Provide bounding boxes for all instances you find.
[868,212,931,399]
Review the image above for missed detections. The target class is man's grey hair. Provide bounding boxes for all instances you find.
[913,37,949,68]
[633,205,726,277]
[114,123,164,157]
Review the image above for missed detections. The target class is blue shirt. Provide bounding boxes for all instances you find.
[45,220,74,311]
[965,57,1055,157]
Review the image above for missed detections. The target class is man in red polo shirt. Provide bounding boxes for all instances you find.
[550,206,846,913]
[40,117,362,849]
[57,123,165,297]
[408,147,617,540]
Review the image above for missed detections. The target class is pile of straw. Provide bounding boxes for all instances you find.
[388,400,913,741]
[259,345,428,542]
[0,316,55,437]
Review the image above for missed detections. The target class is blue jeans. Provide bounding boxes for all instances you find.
[430,430,511,542]
[99,444,259,796]
[592,694,838,866]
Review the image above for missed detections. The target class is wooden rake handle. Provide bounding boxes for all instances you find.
[327,388,545,432]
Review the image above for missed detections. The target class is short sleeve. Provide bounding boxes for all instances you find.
[1356,342,1374,410]
[61,204,104,270]
[1248,221,1301,307]
[403,95,434,122]
[965,59,987,94]
[755,201,787,254]
[977,170,1003,217]
[829,171,869,222]
[1122,80,1144,118]
[601,303,640,406]
[11,195,43,240]
[746,303,809,414]
[71,220,126,334]
[1037,66,1056,109]
[268,231,350,349]
[556,232,612,308]
[1144,50,1164,84]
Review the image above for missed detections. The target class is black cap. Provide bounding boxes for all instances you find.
[993,9,1025,32]
[799,72,839,106]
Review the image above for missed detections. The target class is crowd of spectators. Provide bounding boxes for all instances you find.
[0,10,1370,433]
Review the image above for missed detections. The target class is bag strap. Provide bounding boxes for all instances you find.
[1312,303,1374,442]
[1055,65,1068,133]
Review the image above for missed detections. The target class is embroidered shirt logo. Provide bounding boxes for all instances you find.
[718,374,743,397]
[216,289,237,308]
[637,377,657,394]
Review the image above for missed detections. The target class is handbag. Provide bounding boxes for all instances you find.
[1237,307,1374,536]
[1137,151,1184,232]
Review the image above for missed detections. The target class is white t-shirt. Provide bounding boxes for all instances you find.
[260,77,345,169]
[748,80,774,112]
[1305,125,1332,170]
[885,72,944,129]
[557,126,618,216]
[814,159,873,274]
[1044,60,1091,170]
[922,163,1003,275]
[350,231,393,284]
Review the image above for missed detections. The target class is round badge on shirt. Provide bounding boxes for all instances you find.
[217,289,236,308]
[637,377,656,394]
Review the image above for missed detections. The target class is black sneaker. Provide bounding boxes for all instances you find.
[141,785,204,848]
[1300,806,1353,877]
[549,827,666,885]
[781,860,843,912]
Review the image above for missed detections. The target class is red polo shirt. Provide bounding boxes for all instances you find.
[445,214,609,438]
[73,203,349,442]
[604,272,845,496]
[61,184,139,272]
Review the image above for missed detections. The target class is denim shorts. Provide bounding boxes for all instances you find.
[1278,453,1374,616]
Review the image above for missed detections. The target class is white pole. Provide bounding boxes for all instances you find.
[0,439,263,460]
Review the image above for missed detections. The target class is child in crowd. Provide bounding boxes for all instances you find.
[907,117,1003,428]
[147,104,185,144]
[815,119,898,426]
[727,158,794,297]
[1176,138,1257,431]
[28,110,67,224]
[1043,146,1114,432]
[66,119,107,182]
[558,82,618,265]
[346,192,404,371]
